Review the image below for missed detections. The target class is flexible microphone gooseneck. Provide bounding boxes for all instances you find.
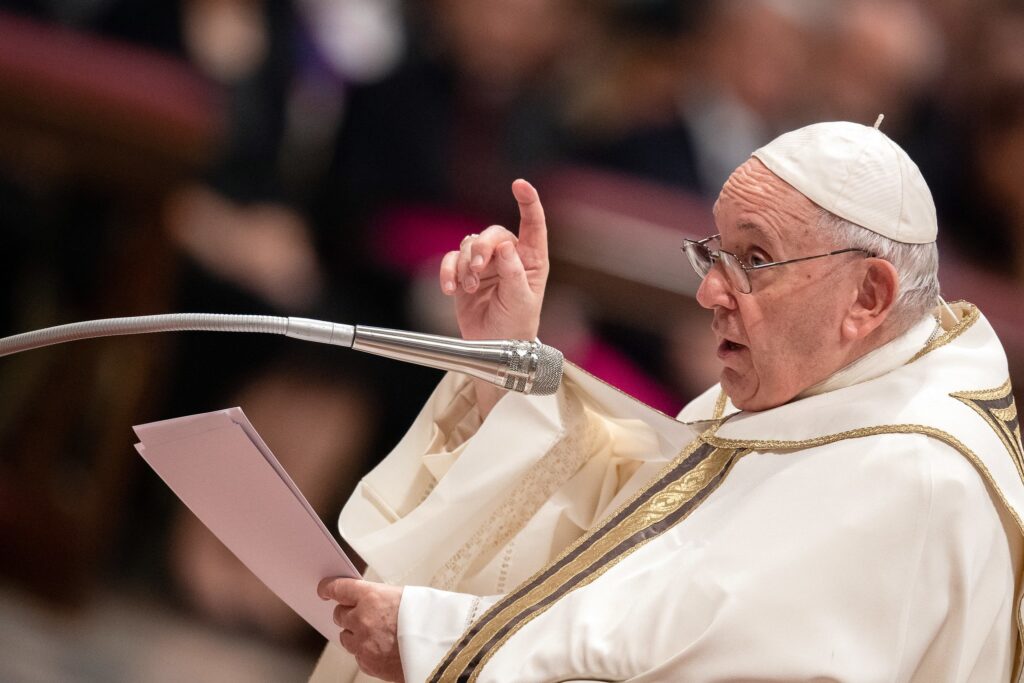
[0,314,564,396]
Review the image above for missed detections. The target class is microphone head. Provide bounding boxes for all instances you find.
[529,343,564,396]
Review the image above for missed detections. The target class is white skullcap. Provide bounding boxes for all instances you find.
[751,120,937,244]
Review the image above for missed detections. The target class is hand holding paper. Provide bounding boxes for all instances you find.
[134,407,360,642]
[318,577,405,682]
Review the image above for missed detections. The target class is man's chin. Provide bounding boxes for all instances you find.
[720,371,781,412]
[719,370,750,408]
[723,380,795,413]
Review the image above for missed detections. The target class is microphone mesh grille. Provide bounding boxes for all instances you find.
[530,344,564,395]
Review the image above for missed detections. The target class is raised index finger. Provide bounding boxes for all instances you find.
[512,179,547,259]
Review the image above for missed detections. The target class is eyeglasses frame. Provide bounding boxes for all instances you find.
[681,234,874,294]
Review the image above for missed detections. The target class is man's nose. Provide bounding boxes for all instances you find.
[695,265,736,310]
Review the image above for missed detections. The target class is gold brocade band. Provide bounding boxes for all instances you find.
[951,379,1023,485]
[427,439,748,683]
[908,301,978,364]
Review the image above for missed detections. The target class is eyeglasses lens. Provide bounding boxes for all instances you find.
[719,252,752,294]
[683,238,753,293]
[683,241,712,278]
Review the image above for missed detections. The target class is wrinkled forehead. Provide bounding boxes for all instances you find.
[713,158,824,244]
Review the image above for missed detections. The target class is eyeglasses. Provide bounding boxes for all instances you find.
[680,234,873,294]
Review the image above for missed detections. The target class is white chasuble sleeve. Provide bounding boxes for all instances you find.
[397,587,502,683]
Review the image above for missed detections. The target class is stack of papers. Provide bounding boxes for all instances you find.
[133,407,360,641]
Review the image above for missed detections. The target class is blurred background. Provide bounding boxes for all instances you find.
[1,0,1023,679]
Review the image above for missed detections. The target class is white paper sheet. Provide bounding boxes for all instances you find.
[134,407,360,642]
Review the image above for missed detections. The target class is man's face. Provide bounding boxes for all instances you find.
[697,159,862,411]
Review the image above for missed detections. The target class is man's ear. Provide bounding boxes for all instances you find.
[841,258,900,341]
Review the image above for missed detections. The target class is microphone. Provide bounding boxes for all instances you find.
[0,314,564,396]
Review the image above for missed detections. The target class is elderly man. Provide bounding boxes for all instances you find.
[312,121,1024,682]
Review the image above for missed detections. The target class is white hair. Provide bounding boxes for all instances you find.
[816,209,941,332]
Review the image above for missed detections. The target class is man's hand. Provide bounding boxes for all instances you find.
[439,179,550,413]
[439,179,549,342]
[318,577,405,683]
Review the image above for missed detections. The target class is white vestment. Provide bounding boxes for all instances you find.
[310,302,1024,682]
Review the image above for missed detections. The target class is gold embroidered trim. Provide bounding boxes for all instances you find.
[908,301,979,364]
[427,389,594,590]
[704,423,1024,530]
[712,389,729,420]
[427,429,738,683]
[950,379,1024,488]
[995,403,1019,424]
[587,420,721,530]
